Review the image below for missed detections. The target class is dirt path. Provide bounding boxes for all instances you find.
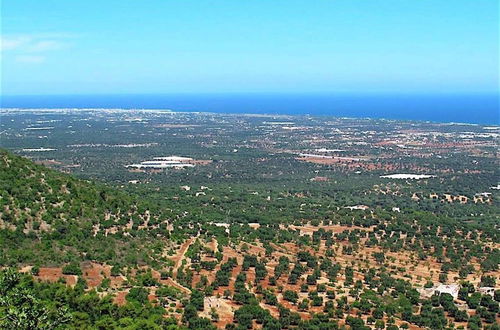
[163,278,191,295]
[162,236,200,294]
[171,237,195,277]
[212,238,218,253]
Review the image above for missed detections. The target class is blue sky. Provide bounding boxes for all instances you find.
[1,0,498,95]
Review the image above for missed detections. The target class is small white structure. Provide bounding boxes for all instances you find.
[22,148,57,152]
[418,284,460,299]
[381,174,435,179]
[435,284,460,299]
[212,222,230,234]
[315,148,346,153]
[25,127,54,130]
[478,287,495,297]
[344,205,370,211]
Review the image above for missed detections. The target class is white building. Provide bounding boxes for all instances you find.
[478,287,495,297]
[154,156,193,162]
[434,284,460,299]
[418,284,460,299]
[126,156,195,169]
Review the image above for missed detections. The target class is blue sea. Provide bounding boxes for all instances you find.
[1,93,498,125]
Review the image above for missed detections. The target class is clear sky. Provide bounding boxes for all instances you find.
[1,0,498,95]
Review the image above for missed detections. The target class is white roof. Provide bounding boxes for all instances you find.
[141,160,180,165]
[154,156,193,161]
[126,163,194,169]
[381,174,435,179]
[435,284,459,297]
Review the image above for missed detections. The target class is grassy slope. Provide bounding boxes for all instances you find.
[0,149,169,267]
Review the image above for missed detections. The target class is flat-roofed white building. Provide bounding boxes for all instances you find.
[141,160,180,165]
[126,162,194,169]
[153,156,193,162]
[126,155,196,169]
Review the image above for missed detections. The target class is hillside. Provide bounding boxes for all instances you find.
[0,147,499,329]
[0,149,171,268]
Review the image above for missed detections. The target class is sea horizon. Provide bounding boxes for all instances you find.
[1,92,498,125]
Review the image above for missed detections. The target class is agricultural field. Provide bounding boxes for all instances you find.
[0,109,499,329]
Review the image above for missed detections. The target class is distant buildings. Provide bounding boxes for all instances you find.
[22,148,57,152]
[126,156,195,169]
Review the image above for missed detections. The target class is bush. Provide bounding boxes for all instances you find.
[62,262,82,275]
[126,287,149,304]
[283,290,298,304]
[31,265,40,276]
